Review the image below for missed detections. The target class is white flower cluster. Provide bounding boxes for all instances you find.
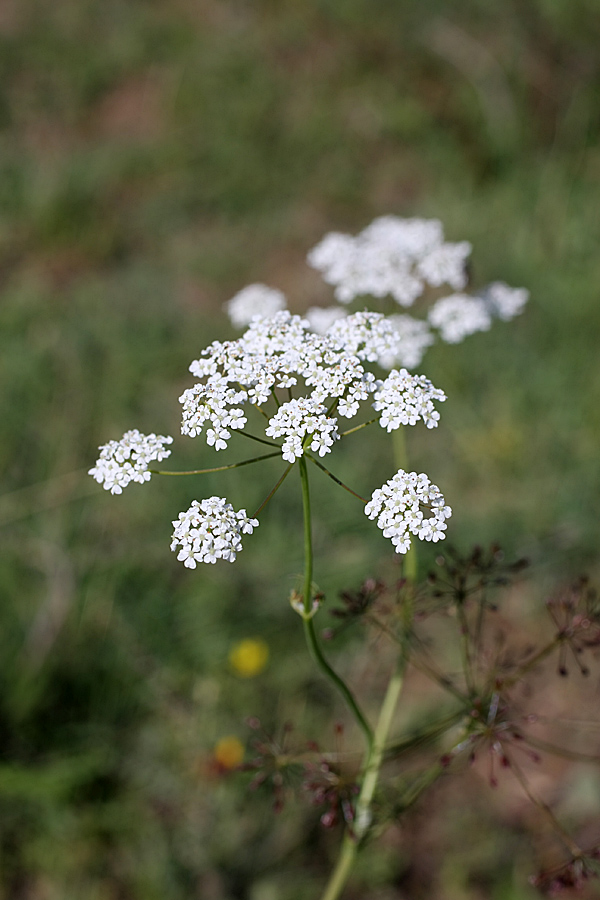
[328,310,404,365]
[386,315,436,369]
[365,470,452,553]
[373,369,446,431]
[328,310,435,371]
[89,430,173,494]
[483,281,529,321]
[305,216,529,365]
[265,397,339,462]
[428,294,492,344]
[225,283,287,328]
[179,383,247,450]
[171,497,258,567]
[307,216,471,306]
[182,310,445,460]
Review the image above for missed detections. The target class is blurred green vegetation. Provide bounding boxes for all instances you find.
[1,0,599,897]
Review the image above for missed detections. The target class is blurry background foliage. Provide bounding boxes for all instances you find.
[0,0,599,897]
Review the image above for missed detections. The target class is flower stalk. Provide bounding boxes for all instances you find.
[298,457,373,752]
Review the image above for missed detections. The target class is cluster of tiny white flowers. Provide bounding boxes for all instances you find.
[179,383,247,450]
[327,310,407,371]
[483,281,530,322]
[365,470,452,553]
[307,216,471,307]
[326,310,436,372]
[305,216,528,367]
[89,216,532,576]
[373,369,446,431]
[378,315,435,370]
[89,430,173,494]
[428,294,492,344]
[225,283,287,328]
[265,397,339,462]
[170,497,258,567]
[415,239,472,289]
[180,311,444,463]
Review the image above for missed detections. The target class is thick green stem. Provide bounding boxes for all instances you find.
[305,423,417,899]
[318,422,417,900]
[354,659,406,835]
[320,838,357,900]
[297,457,373,750]
[318,657,407,900]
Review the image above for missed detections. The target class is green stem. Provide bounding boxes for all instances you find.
[253,463,294,517]
[299,455,313,619]
[319,656,407,900]
[354,658,406,834]
[297,457,373,750]
[236,430,281,449]
[320,839,357,900]
[304,617,373,749]
[319,423,418,900]
[151,450,281,477]
[305,454,367,503]
[339,417,379,438]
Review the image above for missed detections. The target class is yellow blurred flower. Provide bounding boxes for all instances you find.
[213,736,244,770]
[228,637,269,678]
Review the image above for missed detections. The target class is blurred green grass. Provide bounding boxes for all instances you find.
[1,0,600,897]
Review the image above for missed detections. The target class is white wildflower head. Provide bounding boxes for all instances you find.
[306,217,529,368]
[373,369,446,431]
[179,383,248,451]
[225,284,287,328]
[416,240,471,290]
[265,397,339,462]
[327,311,404,366]
[171,497,258,567]
[183,310,432,458]
[382,315,435,370]
[180,308,445,460]
[325,310,435,372]
[307,216,471,308]
[89,430,173,494]
[428,294,492,344]
[483,281,529,321]
[365,470,452,554]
